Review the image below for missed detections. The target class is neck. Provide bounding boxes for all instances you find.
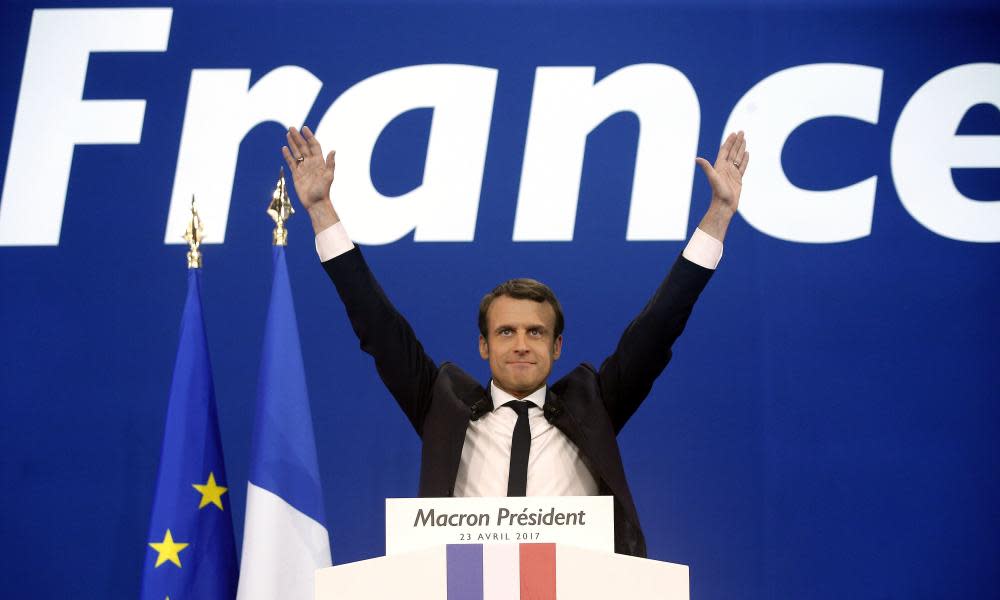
[492,380,545,400]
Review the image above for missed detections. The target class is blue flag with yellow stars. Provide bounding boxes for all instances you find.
[141,269,238,599]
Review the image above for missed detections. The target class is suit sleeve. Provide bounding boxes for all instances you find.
[322,247,438,435]
[598,255,714,433]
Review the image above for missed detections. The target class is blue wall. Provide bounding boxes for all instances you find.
[1,1,997,597]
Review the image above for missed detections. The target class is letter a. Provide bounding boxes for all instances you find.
[315,64,497,245]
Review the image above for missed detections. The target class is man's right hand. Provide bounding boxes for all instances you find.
[282,126,340,233]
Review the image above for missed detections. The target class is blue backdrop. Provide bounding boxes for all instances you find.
[1,1,997,598]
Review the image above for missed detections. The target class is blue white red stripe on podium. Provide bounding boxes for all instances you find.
[446,544,556,600]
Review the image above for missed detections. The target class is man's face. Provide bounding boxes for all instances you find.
[479,295,562,398]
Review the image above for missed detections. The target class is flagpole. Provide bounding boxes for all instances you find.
[141,197,238,600]
[236,169,331,600]
[267,167,294,247]
[184,194,204,268]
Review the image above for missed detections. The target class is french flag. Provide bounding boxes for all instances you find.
[236,246,332,600]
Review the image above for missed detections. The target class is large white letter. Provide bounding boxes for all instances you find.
[725,64,883,243]
[0,8,172,246]
[513,65,700,241]
[164,67,322,243]
[892,63,1000,242]
[315,64,497,245]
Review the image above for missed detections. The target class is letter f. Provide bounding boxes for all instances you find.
[0,8,172,245]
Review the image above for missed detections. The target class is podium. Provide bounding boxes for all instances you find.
[315,497,689,599]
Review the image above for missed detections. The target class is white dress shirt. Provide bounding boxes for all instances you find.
[314,218,723,496]
[453,381,600,496]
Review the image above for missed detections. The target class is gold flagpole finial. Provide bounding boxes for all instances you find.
[183,195,205,269]
[268,167,295,246]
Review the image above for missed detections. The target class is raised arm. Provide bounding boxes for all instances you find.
[283,126,439,434]
[599,132,749,431]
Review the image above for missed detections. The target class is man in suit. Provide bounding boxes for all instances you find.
[281,126,748,557]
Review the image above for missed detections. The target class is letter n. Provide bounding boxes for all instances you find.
[513,64,700,241]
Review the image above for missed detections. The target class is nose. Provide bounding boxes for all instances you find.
[513,331,530,353]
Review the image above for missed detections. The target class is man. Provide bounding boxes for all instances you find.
[282,125,748,557]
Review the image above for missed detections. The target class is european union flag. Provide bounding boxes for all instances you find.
[141,269,238,599]
[237,246,331,600]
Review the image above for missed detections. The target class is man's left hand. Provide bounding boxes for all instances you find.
[696,130,749,216]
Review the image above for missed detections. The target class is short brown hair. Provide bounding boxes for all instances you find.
[478,278,564,338]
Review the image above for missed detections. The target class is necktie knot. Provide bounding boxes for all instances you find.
[505,400,533,417]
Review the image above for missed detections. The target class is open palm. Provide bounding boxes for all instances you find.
[282,125,336,211]
[695,131,748,215]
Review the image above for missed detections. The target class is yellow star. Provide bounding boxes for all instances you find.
[148,529,189,568]
[192,472,228,510]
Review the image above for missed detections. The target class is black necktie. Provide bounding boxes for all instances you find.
[505,400,533,496]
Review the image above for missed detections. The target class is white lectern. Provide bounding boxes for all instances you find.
[314,497,689,599]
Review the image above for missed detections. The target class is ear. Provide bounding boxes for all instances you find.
[479,334,489,359]
[552,334,562,360]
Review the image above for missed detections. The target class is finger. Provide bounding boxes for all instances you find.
[325,150,336,173]
[739,151,750,176]
[728,131,745,162]
[695,156,715,178]
[291,126,311,156]
[286,128,306,160]
[281,145,297,171]
[734,133,747,165]
[718,132,737,164]
[302,125,323,156]
[289,126,311,157]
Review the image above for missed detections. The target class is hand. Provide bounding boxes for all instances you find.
[282,126,336,212]
[695,131,749,216]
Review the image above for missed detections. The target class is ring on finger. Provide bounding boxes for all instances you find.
[733,161,740,168]
[296,156,305,163]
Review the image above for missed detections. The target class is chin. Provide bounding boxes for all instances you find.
[514,380,544,394]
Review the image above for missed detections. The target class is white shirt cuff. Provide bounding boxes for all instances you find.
[315,221,355,262]
[682,228,724,270]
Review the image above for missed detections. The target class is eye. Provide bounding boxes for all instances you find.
[498,328,513,336]
[528,328,542,337]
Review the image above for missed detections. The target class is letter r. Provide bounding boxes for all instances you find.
[0,8,172,246]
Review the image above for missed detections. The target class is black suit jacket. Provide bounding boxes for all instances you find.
[323,247,714,557]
